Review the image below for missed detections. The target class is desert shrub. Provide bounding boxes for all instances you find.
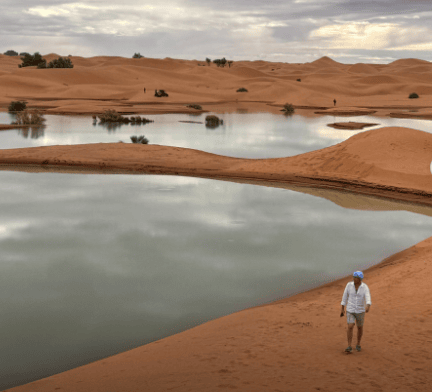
[205,115,223,128]
[45,56,74,68]
[409,92,419,99]
[213,58,227,67]
[97,110,153,124]
[132,53,144,58]
[4,50,18,56]
[297,78,301,82]
[98,110,127,123]
[19,52,46,68]
[205,57,211,66]
[154,89,169,97]
[11,109,46,125]
[237,87,248,92]
[19,52,30,57]
[8,100,27,112]
[186,104,202,110]
[281,103,295,114]
[129,116,153,124]
[227,60,233,68]
[130,135,149,144]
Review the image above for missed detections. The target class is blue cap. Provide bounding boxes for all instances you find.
[353,271,364,279]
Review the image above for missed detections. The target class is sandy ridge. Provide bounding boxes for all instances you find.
[0,126,431,206]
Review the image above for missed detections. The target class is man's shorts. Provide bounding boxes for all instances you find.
[346,312,365,326]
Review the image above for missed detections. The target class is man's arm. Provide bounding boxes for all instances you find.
[340,284,348,316]
[365,285,372,312]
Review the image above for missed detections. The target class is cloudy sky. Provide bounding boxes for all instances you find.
[2,0,432,64]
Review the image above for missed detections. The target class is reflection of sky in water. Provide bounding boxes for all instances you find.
[1,111,432,158]
[0,171,431,388]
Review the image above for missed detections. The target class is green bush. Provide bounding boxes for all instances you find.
[237,87,248,92]
[8,100,27,112]
[4,50,18,56]
[213,58,227,67]
[130,135,149,144]
[132,53,144,58]
[11,109,46,125]
[19,52,46,68]
[45,56,73,68]
[186,104,202,110]
[205,115,223,128]
[409,92,419,99]
[205,58,211,66]
[98,110,125,123]
[281,103,295,114]
[97,110,153,124]
[297,78,301,82]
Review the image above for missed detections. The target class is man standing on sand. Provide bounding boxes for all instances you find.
[340,271,371,353]
[333,98,336,106]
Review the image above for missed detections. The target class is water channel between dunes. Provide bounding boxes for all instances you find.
[0,111,432,390]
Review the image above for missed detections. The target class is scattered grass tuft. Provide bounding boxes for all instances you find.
[130,135,149,144]
[186,104,202,110]
[281,103,295,114]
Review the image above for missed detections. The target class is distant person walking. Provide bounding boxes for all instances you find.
[144,87,146,93]
[333,98,337,106]
[340,271,371,353]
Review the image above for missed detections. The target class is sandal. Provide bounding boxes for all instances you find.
[356,345,361,352]
[345,346,352,353]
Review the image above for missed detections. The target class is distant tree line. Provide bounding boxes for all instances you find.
[17,52,73,68]
[4,50,30,57]
[205,57,233,68]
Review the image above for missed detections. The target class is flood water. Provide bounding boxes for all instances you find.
[1,171,431,389]
[2,110,432,158]
[1,111,432,389]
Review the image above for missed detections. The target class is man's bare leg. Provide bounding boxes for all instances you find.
[357,326,363,346]
[347,323,355,347]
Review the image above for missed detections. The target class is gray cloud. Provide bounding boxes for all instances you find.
[1,0,432,63]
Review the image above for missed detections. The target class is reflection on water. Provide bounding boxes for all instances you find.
[2,111,432,159]
[0,171,431,389]
[17,126,45,139]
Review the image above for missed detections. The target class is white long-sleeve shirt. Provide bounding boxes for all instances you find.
[341,282,372,313]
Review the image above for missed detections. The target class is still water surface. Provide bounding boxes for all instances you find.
[0,171,431,389]
[2,111,432,158]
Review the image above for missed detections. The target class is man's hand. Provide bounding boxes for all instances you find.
[366,305,371,313]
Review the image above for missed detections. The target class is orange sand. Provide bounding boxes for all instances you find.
[1,54,432,116]
[2,54,432,391]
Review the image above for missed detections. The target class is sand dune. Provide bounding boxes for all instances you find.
[1,54,432,114]
[347,63,379,74]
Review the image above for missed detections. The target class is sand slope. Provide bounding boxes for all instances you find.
[7,220,432,392]
[0,126,430,206]
[1,54,432,114]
